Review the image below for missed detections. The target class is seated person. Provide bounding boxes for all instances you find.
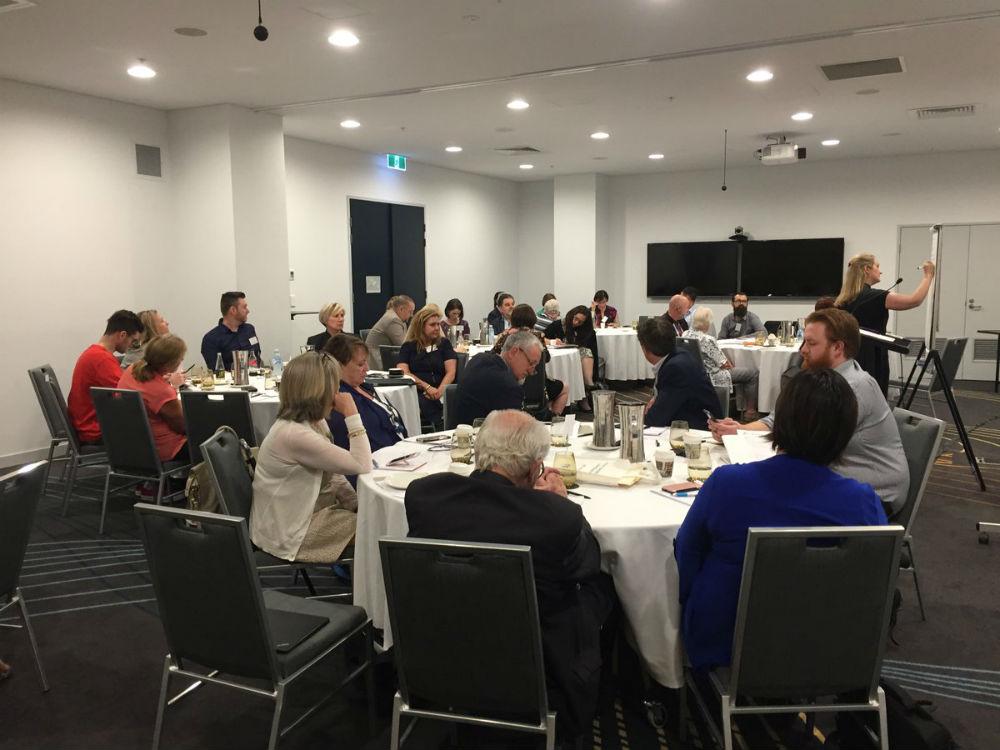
[536,292,556,318]
[560,306,600,411]
[718,292,764,339]
[405,409,616,739]
[397,306,457,429]
[121,309,182,373]
[324,334,407,454]
[492,304,568,416]
[664,294,691,336]
[251,352,372,563]
[365,295,415,369]
[306,302,348,351]
[118,334,189,462]
[453,330,541,425]
[537,298,561,332]
[487,292,515,335]
[675,368,887,671]
[68,309,145,445]
[441,298,471,339]
[637,316,721,429]
[590,289,618,327]
[815,295,836,310]
[201,291,262,370]
[684,307,760,418]
[710,308,909,515]
[681,286,716,336]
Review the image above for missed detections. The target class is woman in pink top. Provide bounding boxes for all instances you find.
[118,334,188,462]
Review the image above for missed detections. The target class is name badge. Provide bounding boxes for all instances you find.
[249,336,259,345]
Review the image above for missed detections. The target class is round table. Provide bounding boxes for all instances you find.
[718,340,800,412]
[353,430,730,689]
[467,344,586,401]
[595,328,655,381]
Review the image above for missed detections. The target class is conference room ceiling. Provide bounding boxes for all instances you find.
[2,0,999,179]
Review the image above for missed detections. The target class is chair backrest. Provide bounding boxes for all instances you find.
[763,320,782,335]
[675,337,704,371]
[380,538,548,723]
[521,364,548,410]
[454,351,468,384]
[714,384,729,419]
[135,503,279,682]
[731,526,903,702]
[0,461,46,596]
[929,338,967,393]
[91,388,162,475]
[891,408,945,531]
[380,345,402,370]
[180,391,257,465]
[359,328,372,342]
[200,427,254,518]
[442,384,460,430]
[27,365,81,450]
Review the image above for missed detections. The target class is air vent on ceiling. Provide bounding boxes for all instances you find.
[494,146,542,156]
[911,104,977,120]
[135,144,162,178]
[0,0,35,12]
[820,57,904,81]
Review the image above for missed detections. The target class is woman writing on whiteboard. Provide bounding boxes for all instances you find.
[836,253,935,396]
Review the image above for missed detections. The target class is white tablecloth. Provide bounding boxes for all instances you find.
[718,340,800,412]
[595,329,655,381]
[353,430,728,689]
[467,344,586,401]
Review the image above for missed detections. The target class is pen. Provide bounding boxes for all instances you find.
[566,490,590,499]
[387,452,418,465]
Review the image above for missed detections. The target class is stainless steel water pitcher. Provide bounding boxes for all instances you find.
[591,390,617,448]
[232,350,250,386]
[479,320,490,346]
[618,403,646,463]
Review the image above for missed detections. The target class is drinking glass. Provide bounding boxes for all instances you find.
[450,426,474,464]
[684,435,712,481]
[550,416,569,447]
[654,448,675,478]
[754,330,767,346]
[553,450,578,489]
[669,420,689,451]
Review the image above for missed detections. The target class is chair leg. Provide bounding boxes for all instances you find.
[365,625,377,736]
[544,712,557,750]
[42,440,57,491]
[299,568,318,596]
[15,590,49,692]
[62,457,78,516]
[99,469,112,536]
[389,692,403,750]
[267,683,285,750]
[155,475,166,506]
[909,543,927,622]
[876,686,889,750]
[721,699,734,750]
[151,655,172,750]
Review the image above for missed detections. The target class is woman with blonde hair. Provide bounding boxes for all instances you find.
[836,252,935,395]
[117,334,189,461]
[397,305,457,429]
[251,351,371,563]
[306,302,348,351]
[121,309,178,372]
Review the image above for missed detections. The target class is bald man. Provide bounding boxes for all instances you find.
[664,294,691,336]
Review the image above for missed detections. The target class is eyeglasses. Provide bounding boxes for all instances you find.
[518,348,541,372]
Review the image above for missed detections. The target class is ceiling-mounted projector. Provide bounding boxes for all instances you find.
[755,136,806,165]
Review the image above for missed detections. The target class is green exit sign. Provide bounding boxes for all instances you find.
[386,153,407,171]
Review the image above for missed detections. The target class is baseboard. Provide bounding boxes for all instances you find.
[0,445,64,471]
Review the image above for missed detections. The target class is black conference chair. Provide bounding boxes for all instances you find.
[380,345,402,370]
[685,526,904,750]
[442,384,460,431]
[380,538,556,750]
[714,384,730,419]
[891,407,946,621]
[180,390,257,465]
[358,328,372,342]
[135,504,374,750]
[522,365,549,418]
[0,461,50,692]
[454,351,468,383]
[675,337,705,371]
[27,365,107,508]
[90,388,191,534]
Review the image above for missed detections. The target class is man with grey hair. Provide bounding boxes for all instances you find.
[405,410,615,740]
[452,330,544,425]
[365,294,415,369]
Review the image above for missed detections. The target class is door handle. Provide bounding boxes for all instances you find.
[968,298,982,311]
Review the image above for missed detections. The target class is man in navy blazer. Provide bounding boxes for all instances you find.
[638,316,721,429]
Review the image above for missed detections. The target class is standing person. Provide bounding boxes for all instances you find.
[718,293,764,339]
[441,298,471,339]
[488,292,515,335]
[117,334,189,462]
[365,295,415,369]
[306,302,348,351]
[397,306,457,429]
[836,253,936,396]
[67,310,145,445]
[201,291,262,370]
[590,290,618,328]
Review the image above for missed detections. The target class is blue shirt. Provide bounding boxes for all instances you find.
[201,320,262,369]
[674,454,887,670]
[646,349,721,429]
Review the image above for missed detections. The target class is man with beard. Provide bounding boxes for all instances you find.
[718,292,764,339]
[710,308,909,515]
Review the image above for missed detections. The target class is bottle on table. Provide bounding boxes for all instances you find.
[213,353,226,382]
[271,349,284,379]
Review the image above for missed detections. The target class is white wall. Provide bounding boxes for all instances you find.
[283,137,520,343]
[516,180,555,310]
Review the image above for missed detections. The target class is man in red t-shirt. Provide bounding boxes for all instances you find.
[67,310,145,444]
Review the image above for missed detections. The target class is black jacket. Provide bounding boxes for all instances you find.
[646,349,722,429]
[452,352,523,425]
[405,470,615,736]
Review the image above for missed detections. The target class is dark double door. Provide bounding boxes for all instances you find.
[349,199,426,331]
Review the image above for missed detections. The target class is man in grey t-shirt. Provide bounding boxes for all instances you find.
[718,292,765,339]
[711,309,909,514]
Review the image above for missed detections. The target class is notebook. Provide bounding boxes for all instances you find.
[267,609,329,653]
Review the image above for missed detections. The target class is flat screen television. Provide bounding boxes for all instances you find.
[740,238,844,298]
[646,241,739,297]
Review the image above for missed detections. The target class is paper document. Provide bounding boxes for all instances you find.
[722,432,776,465]
[373,443,430,471]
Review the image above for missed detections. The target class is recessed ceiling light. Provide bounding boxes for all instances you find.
[791,111,814,121]
[648,153,665,160]
[174,27,207,37]
[519,163,534,170]
[340,119,361,129]
[127,61,156,79]
[590,131,610,140]
[328,29,359,47]
[445,145,463,153]
[821,139,840,147]
[746,68,773,82]
[507,98,529,110]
